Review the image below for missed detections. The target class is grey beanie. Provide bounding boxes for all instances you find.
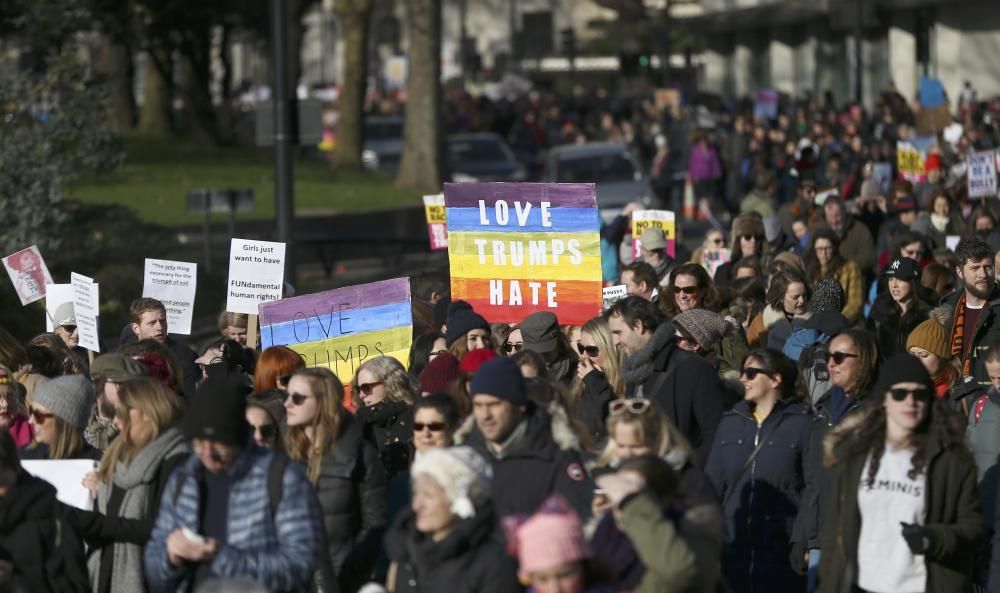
[673,309,733,350]
[31,375,95,433]
[809,278,845,314]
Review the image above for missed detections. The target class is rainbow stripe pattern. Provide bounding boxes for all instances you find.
[258,277,412,383]
[444,182,603,325]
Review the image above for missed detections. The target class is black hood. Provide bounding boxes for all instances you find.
[0,472,59,532]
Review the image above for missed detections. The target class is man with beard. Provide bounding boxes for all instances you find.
[944,237,1000,383]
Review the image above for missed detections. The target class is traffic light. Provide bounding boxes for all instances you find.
[560,28,576,58]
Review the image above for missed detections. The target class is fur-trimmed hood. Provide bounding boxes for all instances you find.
[763,305,810,329]
[454,400,582,458]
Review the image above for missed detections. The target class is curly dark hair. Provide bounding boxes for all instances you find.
[659,263,722,319]
[803,226,845,285]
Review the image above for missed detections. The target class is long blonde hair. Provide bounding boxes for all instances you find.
[596,403,694,467]
[582,317,624,396]
[98,377,183,483]
[284,367,345,483]
[350,355,417,408]
[41,416,84,460]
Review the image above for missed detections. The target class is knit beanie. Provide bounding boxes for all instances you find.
[673,309,732,350]
[874,352,934,396]
[419,353,461,393]
[905,319,951,360]
[444,301,490,347]
[410,446,493,519]
[460,348,498,375]
[469,357,527,405]
[809,278,845,314]
[247,388,288,436]
[91,353,147,383]
[31,375,95,433]
[520,311,560,354]
[183,371,251,447]
[515,495,590,580]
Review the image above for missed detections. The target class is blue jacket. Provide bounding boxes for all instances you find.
[705,399,816,593]
[143,446,324,593]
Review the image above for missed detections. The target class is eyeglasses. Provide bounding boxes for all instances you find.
[672,286,698,294]
[430,350,447,357]
[60,325,77,333]
[740,366,773,380]
[609,399,652,416]
[576,343,600,357]
[825,351,859,365]
[288,393,312,406]
[889,387,932,403]
[29,407,55,424]
[251,423,278,440]
[413,421,447,432]
[741,235,761,242]
[503,342,524,354]
[277,374,292,387]
[358,381,384,395]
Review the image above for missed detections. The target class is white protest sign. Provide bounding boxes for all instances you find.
[602,285,627,310]
[946,235,961,252]
[226,238,286,315]
[968,150,998,198]
[143,259,198,335]
[22,459,95,509]
[45,284,74,331]
[71,272,100,352]
[2,245,54,306]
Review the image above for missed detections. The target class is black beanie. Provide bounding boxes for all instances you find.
[183,371,252,447]
[444,300,490,347]
[874,352,934,396]
[469,357,527,405]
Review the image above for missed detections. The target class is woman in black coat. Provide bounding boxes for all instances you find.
[352,356,417,478]
[866,256,931,359]
[384,446,520,593]
[705,348,817,593]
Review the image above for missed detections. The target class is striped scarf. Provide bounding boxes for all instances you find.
[949,292,972,376]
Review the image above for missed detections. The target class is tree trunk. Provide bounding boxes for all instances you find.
[98,35,135,132]
[395,0,441,191]
[138,50,171,135]
[215,24,235,145]
[177,28,219,146]
[332,0,373,169]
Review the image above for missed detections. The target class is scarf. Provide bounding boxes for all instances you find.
[930,213,950,233]
[6,414,33,448]
[621,324,676,386]
[948,292,972,376]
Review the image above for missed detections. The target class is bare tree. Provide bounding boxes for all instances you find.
[331,0,373,169]
[395,0,441,191]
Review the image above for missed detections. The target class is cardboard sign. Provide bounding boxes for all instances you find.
[423,194,448,250]
[753,89,779,120]
[897,137,935,183]
[443,183,603,325]
[226,238,286,315]
[70,272,100,352]
[2,245,53,306]
[22,460,95,510]
[143,259,198,335]
[259,278,412,384]
[968,150,998,198]
[602,285,627,310]
[703,249,731,278]
[45,284,74,331]
[632,210,677,259]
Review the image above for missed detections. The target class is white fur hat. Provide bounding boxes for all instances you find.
[410,446,493,519]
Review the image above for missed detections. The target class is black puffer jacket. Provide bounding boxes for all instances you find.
[865,293,930,359]
[315,412,388,593]
[384,504,520,593]
[0,472,89,593]
[356,399,412,478]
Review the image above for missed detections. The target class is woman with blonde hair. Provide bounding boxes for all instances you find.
[351,355,418,477]
[574,316,624,445]
[70,377,188,593]
[284,367,387,593]
[20,375,99,460]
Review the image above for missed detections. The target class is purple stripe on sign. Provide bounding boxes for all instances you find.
[443,182,597,209]
[259,277,410,325]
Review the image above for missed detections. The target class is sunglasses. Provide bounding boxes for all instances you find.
[358,381,384,395]
[576,343,600,357]
[288,393,312,406]
[609,399,652,416]
[277,374,292,386]
[740,366,773,380]
[60,325,78,333]
[889,387,932,403]
[29,407,55,424]
[504,342,524,354]
[251,423,278,440]
[413,421,447,432]
[710,238,724,245]
[741,234,762,242]
[825,351,859,365]
[672,286,698,294]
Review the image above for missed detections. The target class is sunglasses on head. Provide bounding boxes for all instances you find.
[252,423,278,440]
[576,343,600,357]
[288,393,312,406]
[609,399,652,416]
[29,407,55,424]
[889,387,932,403]
[358,381,383,395]
[414,421,447,432]
[825,351,859,365]
[504,342,524,354]
[740,366,773,380]
[672,285,698,294]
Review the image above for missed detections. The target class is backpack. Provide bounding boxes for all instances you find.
[174,450,289,521]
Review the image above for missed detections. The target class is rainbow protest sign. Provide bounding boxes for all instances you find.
[258,277,412,383]
[444,182,602,325]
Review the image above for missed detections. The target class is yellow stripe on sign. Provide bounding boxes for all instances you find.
[449,254,603,281]
[425,205,447,224]
[305,349,410,384]
[285,326,412,379]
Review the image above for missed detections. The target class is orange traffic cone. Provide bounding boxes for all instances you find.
[682,175,698,221]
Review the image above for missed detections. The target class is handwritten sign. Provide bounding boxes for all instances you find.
[70,272,100,352]
[259,278,412,384]
[897,137,935,183]
[968,150,998,198]
[22,460,95,510]
[443,183,602,325]
[632,210,677,259]
[3,245,53,305]
[143,259,198,335]
[753,89,779,120]
[703,249,731,278]
[602,285,627,310]
[227,238,286,315]
[423,194,448,250]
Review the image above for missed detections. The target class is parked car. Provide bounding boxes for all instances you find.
[362,116,404,172]
[544,142,653,216]
[445,133,527,182]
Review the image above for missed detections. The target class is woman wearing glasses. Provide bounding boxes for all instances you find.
[659,263,722,321]
[713,214,768,287]
[352,356,418,478]
[803,227,864,324]
[705,348,816,593]
[501,325,523,357]
[573,317,624,445]
[253,345,305,394]
[246,389,286,450]
[818,353,983,593]
[19,375,100,460]
[284,367,387,593]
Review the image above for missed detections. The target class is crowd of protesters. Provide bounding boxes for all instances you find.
[4,82,1000,593]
